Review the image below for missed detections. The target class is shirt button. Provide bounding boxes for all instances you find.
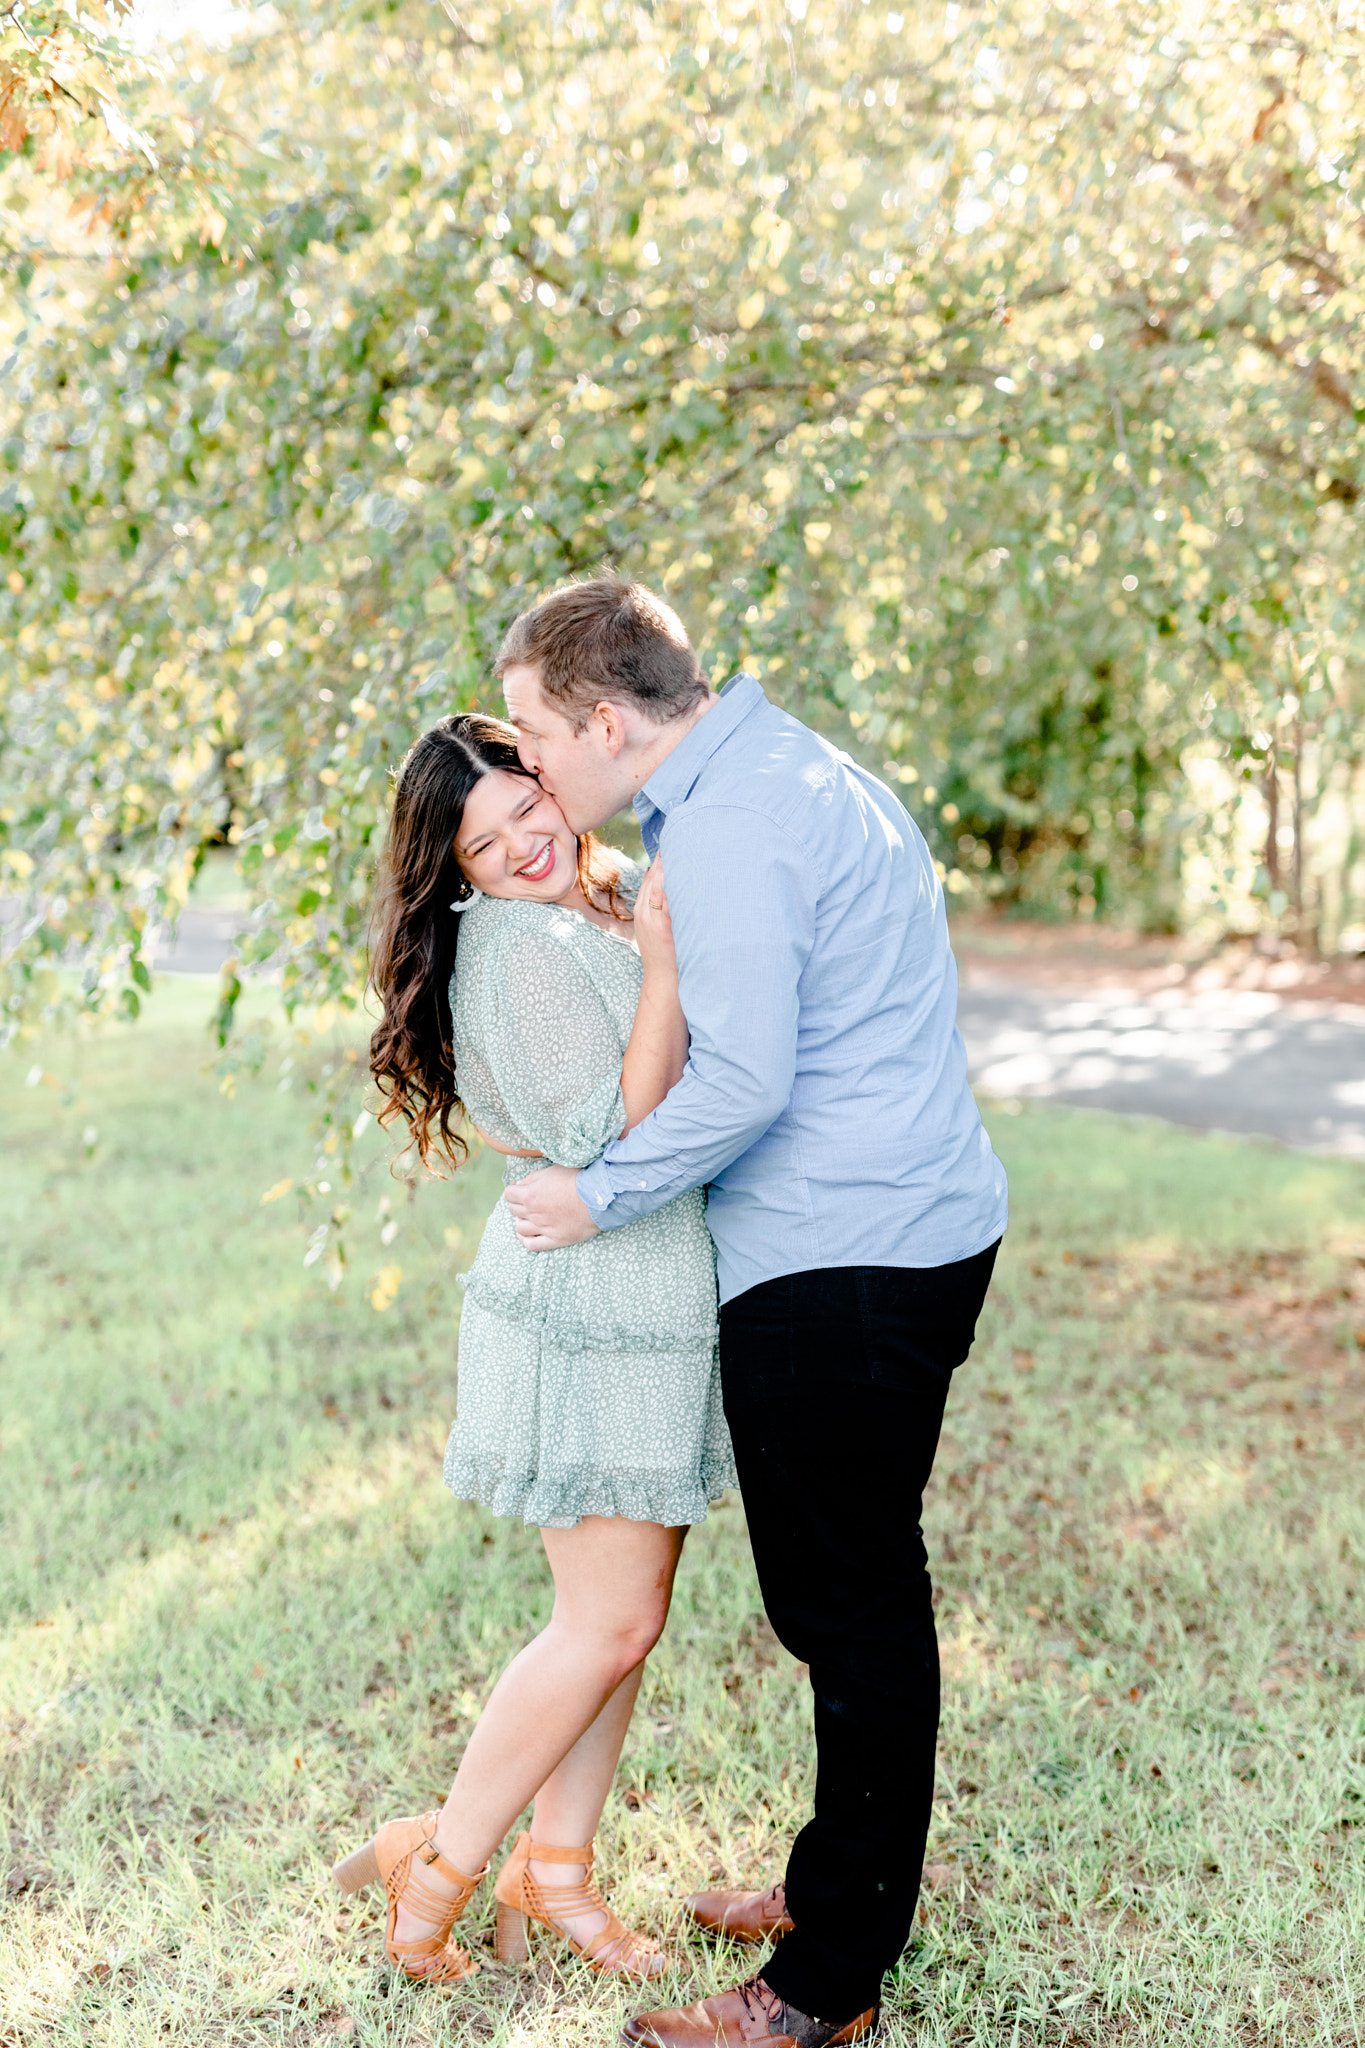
[638,1180,647,1189]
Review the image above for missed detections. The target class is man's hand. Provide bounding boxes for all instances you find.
[504,1163,601,1250]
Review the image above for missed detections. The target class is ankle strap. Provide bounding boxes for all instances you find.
[415,1838,489,1888]
[528,1838,594,1867]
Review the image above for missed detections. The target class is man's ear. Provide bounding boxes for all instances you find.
[589,699,628,758]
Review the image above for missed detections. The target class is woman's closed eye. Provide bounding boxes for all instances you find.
[465,798,538,861]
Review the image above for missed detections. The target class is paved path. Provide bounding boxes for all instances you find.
[99,907,1365,1163]
[957,970,1365,1159]
[146,906,247,976]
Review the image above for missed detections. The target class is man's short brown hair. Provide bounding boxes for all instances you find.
[494,574,706,730]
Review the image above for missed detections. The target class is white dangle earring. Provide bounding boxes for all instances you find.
[450,887,482,912]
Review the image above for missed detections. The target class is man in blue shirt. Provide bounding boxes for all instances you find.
[500,576,1007,2048]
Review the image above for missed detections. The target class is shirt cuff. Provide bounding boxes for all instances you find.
[576,1157,654,1230]
[577,1158,626,1228]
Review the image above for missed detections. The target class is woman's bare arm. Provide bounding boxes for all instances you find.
[619,858,689,1135]
[470,1122,543,1159]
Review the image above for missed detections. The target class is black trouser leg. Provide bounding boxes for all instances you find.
[718,1247,998,2022]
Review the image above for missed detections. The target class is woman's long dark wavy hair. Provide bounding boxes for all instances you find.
[369,711,624,1173]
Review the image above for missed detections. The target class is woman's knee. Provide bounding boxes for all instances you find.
[539,1518,681,1680]
[616,1599,667,1667]
[550,1599,667,1683]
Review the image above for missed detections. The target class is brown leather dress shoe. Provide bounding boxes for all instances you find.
[621,1974,877,2048]
[683,1880,794,1947]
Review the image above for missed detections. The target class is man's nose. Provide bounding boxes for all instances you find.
[517,736,540,773]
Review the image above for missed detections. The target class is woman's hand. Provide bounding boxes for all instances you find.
[632,855,677,984]
[618,855,689,1135]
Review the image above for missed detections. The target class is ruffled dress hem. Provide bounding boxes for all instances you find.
[442,1447,736,1530]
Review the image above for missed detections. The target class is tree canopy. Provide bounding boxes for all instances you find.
[0,0,155,182]
[3,0,1364,1065]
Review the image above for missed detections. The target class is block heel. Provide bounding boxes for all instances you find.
[492,1830,668,1978]
[331,1837,382,1895]
[332,1811,487,1985]
[495,1898,530,1963]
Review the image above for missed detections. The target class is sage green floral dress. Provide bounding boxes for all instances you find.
[443,855,734,1529]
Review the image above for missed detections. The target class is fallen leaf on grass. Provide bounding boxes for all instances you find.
[923,1862,960,1890]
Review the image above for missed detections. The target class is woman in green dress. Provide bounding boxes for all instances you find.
[333,713,732,1990]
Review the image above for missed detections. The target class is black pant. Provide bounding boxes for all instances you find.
[718,1246,999,2022]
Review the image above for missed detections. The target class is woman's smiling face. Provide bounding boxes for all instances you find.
[454,767,579,901]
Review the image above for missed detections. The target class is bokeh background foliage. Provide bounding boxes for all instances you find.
[3,0,1365,1051]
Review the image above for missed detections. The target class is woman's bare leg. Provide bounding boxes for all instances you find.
[523,1660,648,1947]
[390,1516,684,1950]
[531,1658,645,1846]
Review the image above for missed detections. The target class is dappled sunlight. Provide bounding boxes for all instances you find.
[964,983,1365,1155]
[5,1420,482,1713]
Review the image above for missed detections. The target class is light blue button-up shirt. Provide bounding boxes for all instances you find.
[576,674,1008,1305]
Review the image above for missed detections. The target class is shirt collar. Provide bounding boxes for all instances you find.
[636,671,765,821]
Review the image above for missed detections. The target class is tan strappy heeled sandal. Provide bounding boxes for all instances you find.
[492,1830,668,1979]
[332,1811,488,1984]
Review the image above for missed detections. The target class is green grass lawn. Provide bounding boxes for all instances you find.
[2,985,1363,2046]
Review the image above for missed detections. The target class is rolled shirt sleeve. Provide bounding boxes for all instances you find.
[577,804,819,1228]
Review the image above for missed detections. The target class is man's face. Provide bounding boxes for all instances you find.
[501,662,634,834]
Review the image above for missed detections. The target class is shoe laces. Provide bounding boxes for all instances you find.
[738,1978,840,2048]
[738,1978,786,2036]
